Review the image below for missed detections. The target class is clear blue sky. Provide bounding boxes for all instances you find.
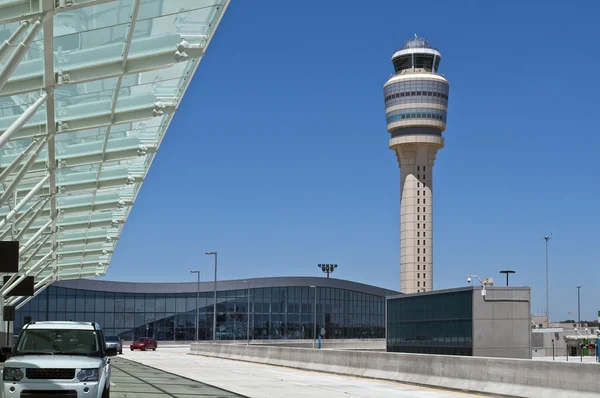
[103,0,600,322]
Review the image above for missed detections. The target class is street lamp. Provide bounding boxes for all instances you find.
[205,251,218,342]
[499,270,515,286]
[577,286,582,328]
[243,280,251,345]
[190,270,200,342]
[543,234,552,327]
[310,285,317,348]
[318,264,337,278]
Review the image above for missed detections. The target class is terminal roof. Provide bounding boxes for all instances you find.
[0,0,229,305]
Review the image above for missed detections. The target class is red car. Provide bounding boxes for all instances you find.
[130,337,157,351]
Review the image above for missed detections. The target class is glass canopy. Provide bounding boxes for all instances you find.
[0,0,229,305]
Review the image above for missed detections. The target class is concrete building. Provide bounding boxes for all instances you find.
[383,36,450,293]
[386,286,532,359]
[531,323,598,358]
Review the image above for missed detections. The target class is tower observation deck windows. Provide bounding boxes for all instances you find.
[386,108,447,124]
[384,80,449,106]
[393,55,412,73]
[414,54,434,71]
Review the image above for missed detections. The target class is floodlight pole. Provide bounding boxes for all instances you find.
[205,251,218,341]
[190,270,200,342]
[318,264,338,278]
[544,235,551,327]
[577,286,582,328]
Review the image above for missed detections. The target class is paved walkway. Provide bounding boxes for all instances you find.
[122,347,492,398]
[110,357,243,397]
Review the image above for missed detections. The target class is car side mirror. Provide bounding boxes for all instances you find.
[105,346,118,357]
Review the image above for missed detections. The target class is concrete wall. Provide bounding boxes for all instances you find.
[192,339,385,350]
[472,287,531,359]
[190,343,600,398]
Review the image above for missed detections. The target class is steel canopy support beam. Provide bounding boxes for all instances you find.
[1,250,52,296]
[0,45,200,96]
[0,21,30,62]
[40,0,59,278]
[10,278,53,310]
[19,234,51,270]
[0,19,43,92]
[0,197,42,240]
[0,104,174,142]
[0,197,130,222]
[0,139,38,184]
[6,172,143,200]
[16,198,49,241]
[0,174,49,230]
[19,218,52,254]
[0,0,117,25]
[0,140,156,173]
[0,92,47,150]
[0,138,47,209]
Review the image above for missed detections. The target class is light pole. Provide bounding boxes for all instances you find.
[205,251,218,342]
[543,235,552,327]
[577,286,582,328]
[190,270,200,342]
[318,264,337,278]
[310,285,316,348]
[243,280,251,345]
[499,270,515,286]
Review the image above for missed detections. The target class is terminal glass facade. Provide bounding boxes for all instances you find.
[15,285,385,341]
[387,290,473,356]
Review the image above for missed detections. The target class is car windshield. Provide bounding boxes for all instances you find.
[16,329,100,357]
[105,336,120,342]
[135,338,148,342]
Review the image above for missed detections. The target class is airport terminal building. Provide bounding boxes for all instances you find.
[14,277,396,342]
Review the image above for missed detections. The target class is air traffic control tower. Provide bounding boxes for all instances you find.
[383,36,449,294]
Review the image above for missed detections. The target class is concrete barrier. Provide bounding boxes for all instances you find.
[190,343,600,398]
[192,338,385,350]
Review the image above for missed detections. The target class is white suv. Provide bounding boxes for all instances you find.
[1,321,117,397]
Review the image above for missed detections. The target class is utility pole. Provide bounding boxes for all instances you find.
[190,270,201,342]
[577,286,582,328]
[544,235,551,327]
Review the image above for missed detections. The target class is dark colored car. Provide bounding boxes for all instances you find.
[105,335,123,354]
[130,337,157,351]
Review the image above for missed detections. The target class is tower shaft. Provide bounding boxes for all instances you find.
[396,140,441,293]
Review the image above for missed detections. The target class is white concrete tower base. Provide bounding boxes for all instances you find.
[390,135,443,294]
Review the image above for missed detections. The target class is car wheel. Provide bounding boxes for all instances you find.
[119,350,122,355]
[130,348,133,351]
[152,347,156,351]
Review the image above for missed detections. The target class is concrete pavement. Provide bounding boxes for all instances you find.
[122,347,492,398]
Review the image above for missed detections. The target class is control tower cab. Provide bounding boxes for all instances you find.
[383,36,450,294]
